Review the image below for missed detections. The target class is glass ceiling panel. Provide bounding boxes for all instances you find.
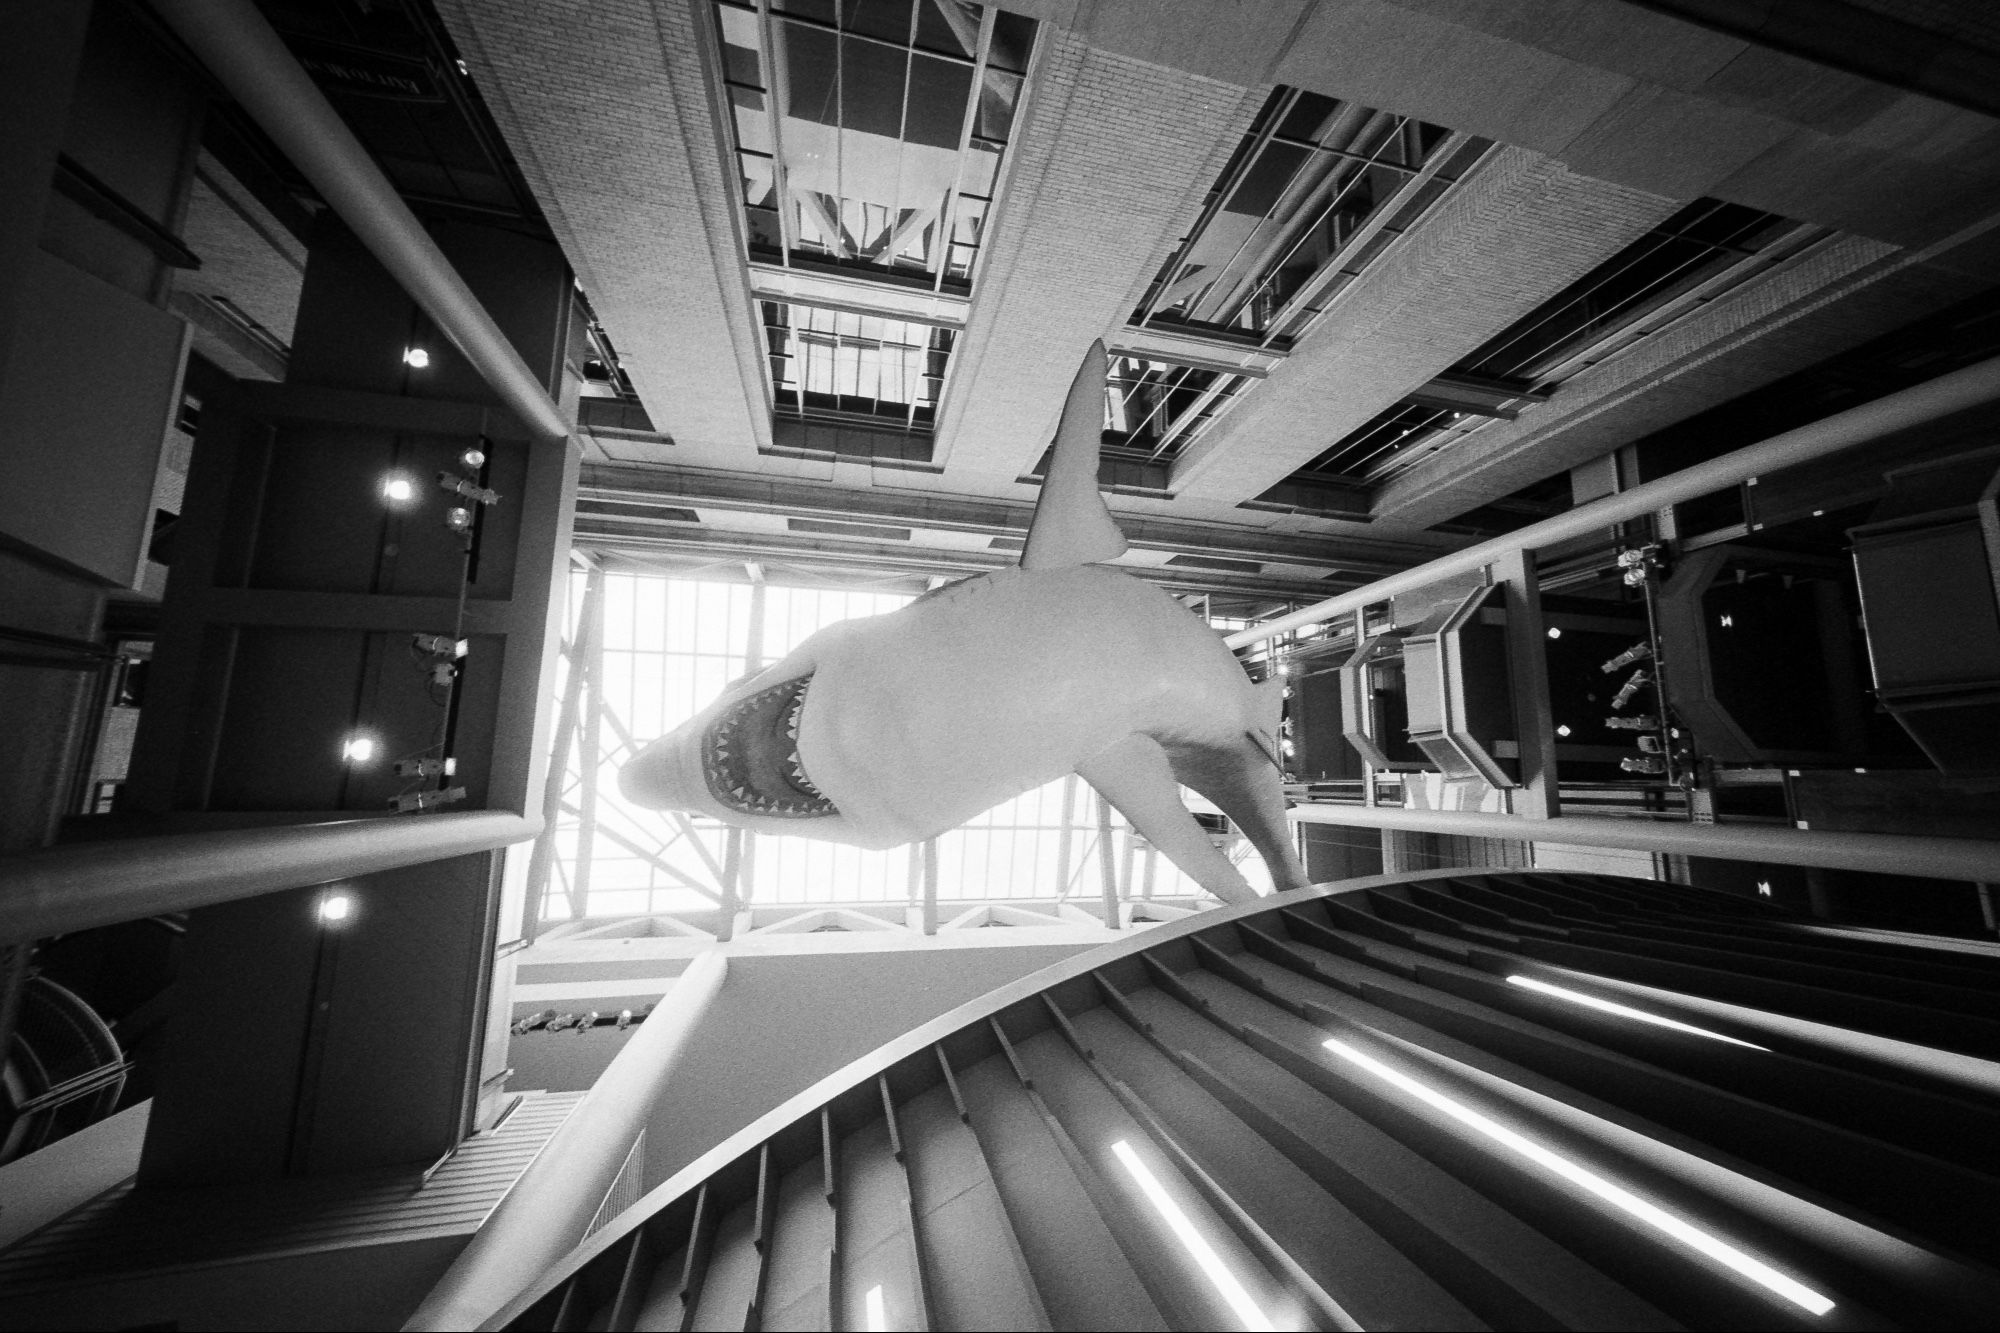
[546,570,1274,920]
[1103,354,1251,464]
[763,301,955,430]
[714,0,1036,290]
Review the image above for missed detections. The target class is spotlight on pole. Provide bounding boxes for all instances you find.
[319,892,355,924]
[403,347,431,369]
[340,734,376,763]
[380,474,415,504]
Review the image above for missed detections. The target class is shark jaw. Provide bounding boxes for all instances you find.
[701,675,836,819]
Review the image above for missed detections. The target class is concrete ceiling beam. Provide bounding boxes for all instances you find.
[933,34,1262,480]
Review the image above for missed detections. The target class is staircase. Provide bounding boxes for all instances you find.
[487,871,2000,1331]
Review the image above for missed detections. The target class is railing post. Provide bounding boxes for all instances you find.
[404,948,729,1331]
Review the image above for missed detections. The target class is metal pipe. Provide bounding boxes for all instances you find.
[150,0,571,445]
[1289,803,2000,883]
[404,949,729,1331]
[0,812,540,944]
[1227,353,2000,647]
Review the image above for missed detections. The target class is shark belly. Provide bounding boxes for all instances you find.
[796,566,1242,848]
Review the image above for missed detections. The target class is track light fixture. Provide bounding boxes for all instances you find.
[437,472,498,505]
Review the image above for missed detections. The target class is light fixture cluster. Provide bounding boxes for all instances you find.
[377,440,497,542]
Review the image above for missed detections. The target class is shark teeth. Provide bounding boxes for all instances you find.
[700,674,836,819]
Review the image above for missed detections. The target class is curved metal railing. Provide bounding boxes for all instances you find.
[485,868,2000,1331]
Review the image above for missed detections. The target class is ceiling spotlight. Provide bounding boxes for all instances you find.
[380,475,415,503]
[319,893,355,924]
[459,446,487,470]
[403,347,431,369]
[446,506,474,532]
[341,734,376,763]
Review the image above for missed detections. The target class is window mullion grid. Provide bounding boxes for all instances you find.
[1189,106,1385,330]
[1224,109,1414,334]
[1260,128,1481,349]
[1153,367,1239,463]
[877,0,919,274]
[1135,87,1303,329]
[931,5,997,295]
[753,0,800,267]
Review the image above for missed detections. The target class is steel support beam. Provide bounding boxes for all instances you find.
[0,812,539,945]
[405,949,728,1331]
[150,0,570,445]
[1228,354,2000,648]
[524,571,601,933]
[571,571,608,917]
[1289,803,2000,884]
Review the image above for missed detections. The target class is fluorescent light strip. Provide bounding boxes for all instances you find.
[864,1284,888,1332]
[1321,1038,1834,1317]
[1110,1140,1277,1332]
[1507,975,1768,1050]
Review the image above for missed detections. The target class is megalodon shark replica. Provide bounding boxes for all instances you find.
[619,342,1307,904]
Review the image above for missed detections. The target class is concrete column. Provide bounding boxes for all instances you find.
[405,949,729,1331]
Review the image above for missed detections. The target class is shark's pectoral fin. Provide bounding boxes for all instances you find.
[1166,678,1311,895]
[1076,733,1259,906]
[1021,340,1129,571]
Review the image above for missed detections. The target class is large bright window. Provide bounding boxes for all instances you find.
[545,570,1272,920]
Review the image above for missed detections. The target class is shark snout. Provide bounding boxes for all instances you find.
[619,728,713,815]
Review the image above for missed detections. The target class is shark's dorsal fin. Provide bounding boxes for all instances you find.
[1021,340,1128,571]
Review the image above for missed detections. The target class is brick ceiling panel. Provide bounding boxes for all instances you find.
[435,0,769,466]
[933,35,1261,480]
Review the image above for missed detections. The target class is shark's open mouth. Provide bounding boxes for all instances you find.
[702,675,836,818]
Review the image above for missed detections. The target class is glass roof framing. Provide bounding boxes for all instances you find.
[762,300,955,432]
[712,0,1035,293]
[1103,354,1252,464]
[1131,87,1489,348]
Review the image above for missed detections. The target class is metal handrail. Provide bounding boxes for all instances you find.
[0,811,539,944]
[1227,353,2000,648]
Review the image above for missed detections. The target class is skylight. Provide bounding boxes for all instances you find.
[713,0,1036,290]
[1131,87,1488,346]
[762,301,953,431]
